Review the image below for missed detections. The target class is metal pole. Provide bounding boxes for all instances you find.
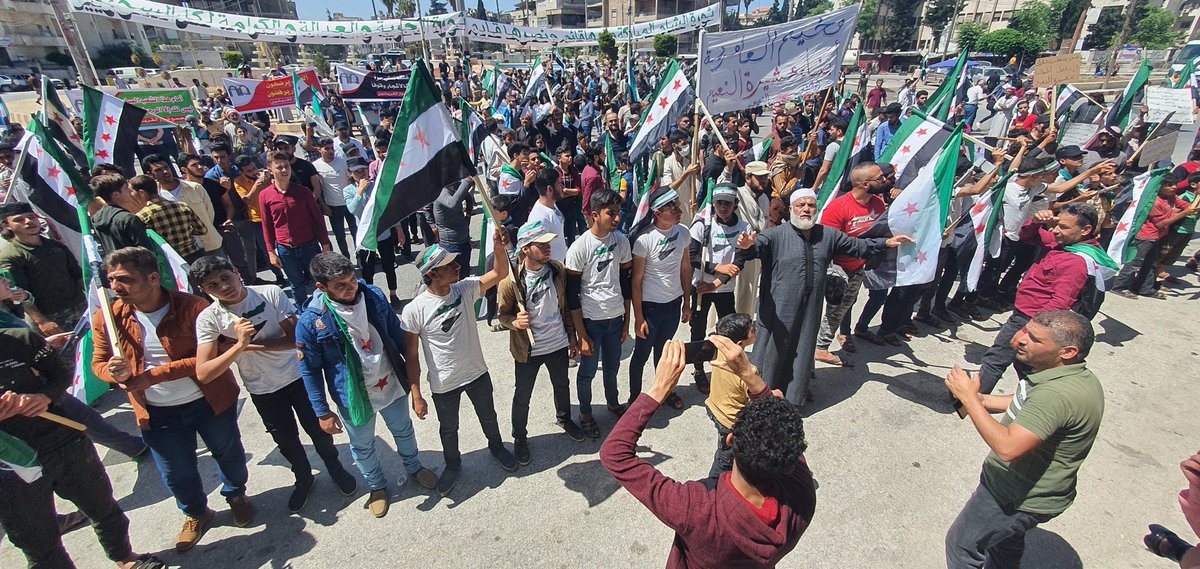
[46,0,99,86]
[415,0,432,63]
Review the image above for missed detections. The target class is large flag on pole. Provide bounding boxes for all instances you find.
[524,56,549,103]
[861,125,962,289]
[80,84,147,176]
[458,98,487,164]
[816,104,865,218]
[13,119,90,260]
[965,174,1011,291]
[628,59,693,162]
[1106,168,1168,265]
[355,60,474,252]
[627,54,640,103]
[1103,60,1152,130]
[878,109,955,186]
[925,50,969,121]
[40,77,89,172]
[1168,57,1200,89]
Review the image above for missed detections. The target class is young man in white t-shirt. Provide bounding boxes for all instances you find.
[565,189,633,436]
[688,183,747,391]
[498,221,585,465]
[191,256,357,515]
[401,233,518,496]
[526,169,569,263]
[630,186,692,410]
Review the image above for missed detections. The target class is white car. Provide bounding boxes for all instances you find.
[0,75,17,92]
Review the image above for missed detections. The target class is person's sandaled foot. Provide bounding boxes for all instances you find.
[838,334,857,353]
[814,348,843,366]
[1149,290,1167,300]
[879,332,904,347]
[913,312,942,328]
[853,329,886,345]
[579,415,601,438]
[606,403,627,417]
[1113,289,1139,299]
[664,392,685,410]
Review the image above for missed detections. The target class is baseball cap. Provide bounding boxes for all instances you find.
[417,244,456,274]
[1055,145,1084,160]
[745,161,769,176]
[516,220,557,248]
[273,134,299,148]
[334,121,350,130]
[346,156,370,172]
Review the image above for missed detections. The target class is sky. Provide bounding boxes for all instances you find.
[294,0,775,21]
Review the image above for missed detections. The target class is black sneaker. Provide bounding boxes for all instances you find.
[490,444,518,472]
[931,307,958,324]
[514,439,531,466]
[288,476,314,514]
[558,419,586,442]
[975,296,1005,312]
[330,467,357,496]
[437,465,460,496]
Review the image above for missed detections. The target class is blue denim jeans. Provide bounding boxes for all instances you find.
[275,240,321,307]
[338,393,424,491]
[629,297,683,399]
[141,398,249,517]
[577,316,625,416]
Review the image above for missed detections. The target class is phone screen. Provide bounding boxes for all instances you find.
[683,340,717,365]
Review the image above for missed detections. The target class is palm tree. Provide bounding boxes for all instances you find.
[380,0,395,17]
[397,0,415,17]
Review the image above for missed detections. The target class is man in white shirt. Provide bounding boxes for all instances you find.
[313,137,356,257]
[142,154,223,255]
[332,122,366,160]
[661,131,701,211]
[401,236,519,496]
[811,117,848,192]
[965,79,987,129]
[526,169,569,262]
[687,184,746,390]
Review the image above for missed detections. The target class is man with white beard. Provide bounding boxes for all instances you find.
[733,189,912,406]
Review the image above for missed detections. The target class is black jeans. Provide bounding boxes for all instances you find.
[978,310,1032,394]
[327,205,358,258]
[690,291,736,373]
[855,288,888,332]
[430,373,505,469]
[0,437,133,568]
[995,241,1037,302]
[1113,237,1162,296]
[945,482,1056,569]
[706,407,734,479]
[512,347,572,440]
[248,378,344,482]
[357,233,399,292]
[630,297,683,399]
[878,285,921,335]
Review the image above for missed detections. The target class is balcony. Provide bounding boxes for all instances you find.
[542,0,586,9]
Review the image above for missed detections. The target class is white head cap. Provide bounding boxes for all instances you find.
[790,187,818,205]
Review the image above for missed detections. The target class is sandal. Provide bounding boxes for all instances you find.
[579,416,601,439]
[664,392,685,410]
[127,554,167,569]
[1150,291,1167,300]
[814,349,843,366]
[838,334,857,353]
[879,332,904,347]
[854,329,886,346]
[606,403,627,417]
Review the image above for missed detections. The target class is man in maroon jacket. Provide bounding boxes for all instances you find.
[600,337,817,569]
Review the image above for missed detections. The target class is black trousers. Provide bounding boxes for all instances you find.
[879,285,921,334]
[0,437,133,568]
[357,233,399,291]
[430,373,505,469]
[512,347,572,440]
[327,205,358,258]
[1113,237,1163,296]
[690,291,736,372]
[978,310,1033,394]
[248,378,344,482]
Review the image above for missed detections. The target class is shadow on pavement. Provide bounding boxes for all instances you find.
[559,447,671,507]
[1022,527,1084,569]
[151,503,317,569]
[1093,313,1139,347]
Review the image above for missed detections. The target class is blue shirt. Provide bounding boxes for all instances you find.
[874,120,903,161]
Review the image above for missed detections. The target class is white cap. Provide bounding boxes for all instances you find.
[790,187,818,205]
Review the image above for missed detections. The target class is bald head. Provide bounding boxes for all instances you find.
[849,161,882,188]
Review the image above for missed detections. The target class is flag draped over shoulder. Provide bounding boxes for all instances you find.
[1104,60,1152,130]
[1063,243,1119,291]
[628,59,693,162]
[965,173,1011,291]
[861,125,962,289]
[81,84,147,176]
[13,119,90,260]
[925,50,969,121]
[1106,168,1168,264]
[354,60,474,252]
[816,104,864,218]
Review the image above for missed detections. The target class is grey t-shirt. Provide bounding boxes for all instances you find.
[433,180,473,246]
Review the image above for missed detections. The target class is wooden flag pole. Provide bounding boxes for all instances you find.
[695,100,733,154]
[40,411,86,431]
[1125,112,1174,168]
[472,175,533,347]
[94,272,123,361]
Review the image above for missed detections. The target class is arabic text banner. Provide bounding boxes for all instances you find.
[335,65,411,102]
[698,4,860,116]
[223,69,320,114]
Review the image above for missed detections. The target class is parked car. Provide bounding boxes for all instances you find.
[0,75,16,92]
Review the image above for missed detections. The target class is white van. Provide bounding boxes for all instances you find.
[1172,41,1200,72]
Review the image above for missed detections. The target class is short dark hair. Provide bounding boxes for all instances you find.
[1189,172,1200,185]
[234,155,258,169]
[534,168,560,193]
[129,174,159,197]
[731,397,808,493]
[779,135,798,152]
[588,188,623,213]
[491,193,516,212]
[209,142,232,155]
[90,173,127,202]
[268,151,291,163]
[508,142,530,157]
[188,254,236,284]
[141,154,172,173]
[309,251,356,285]
[829,117,849,133]
[1059,203,1098,232]
[90,164,124,178]
[316,137,335,147]
[179,153,204,168]
[1029,309,1095,361]
[715,313,753,343]
[104,246,159,277]
[667,130,688,145]
[374,138,389,149]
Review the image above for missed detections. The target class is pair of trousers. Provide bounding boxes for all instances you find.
[275,240,321,307]
[357,233,399,292]
[978,238,1022,300]
[218,225,252,284]
[248,378,345,482]
[945,482,1056,569]
[630,297,683,399]
[995,241,1038,302]
[338,392,424,491]
[0,437,133,568]
[855,288,888,332]
[141,398,249,517]
[691,291,736,371]
[879,285,921,335]
[921,246,960,313]
[430,373,505,469]
[326,204,358,258]
[577,316,625,416]
[562,206,586,245]
[233,220,262,280]
[817,269,864,350]
[56,395,145,458]
[978,310,1032,394]
[962,103,980,128]
[706,407,734,480]
[512,347,572,440]
[1113,237,1162,296]
[245,220,285,280]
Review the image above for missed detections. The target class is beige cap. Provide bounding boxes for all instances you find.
[745,161,770,176]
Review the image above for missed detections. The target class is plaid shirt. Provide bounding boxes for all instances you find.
[136,197,206,258]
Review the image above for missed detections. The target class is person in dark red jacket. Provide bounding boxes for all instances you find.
[600,337,817,569]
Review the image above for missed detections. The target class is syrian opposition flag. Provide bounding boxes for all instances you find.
[498,163,525,196]
[40,77,89,172]
[878,109,954,188]
[355,60,474,252]
[458,98,487,164]
[1106,168,1168,265]
[13,119,90,260]
[71,232,109,404]
[965,174,1011,291]
[1104,59,1152,130]
[605,135,624,193]
[81,84,147,176]
[746,137,773,163]
[816,104,865,218]
[1169,57,1200,90]
[1055,85,1085,122]
[861,125,962,290]
[1063,243,1119,291]
[524,56,549,103]
[925,50,969,121]
[627,55,640,103]
[629,157,661,231]
[628,60,693,162]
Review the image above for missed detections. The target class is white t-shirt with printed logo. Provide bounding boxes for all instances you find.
[633,224,689,303]
[400,278,487,394]
[565,230,632,320]
[195,285,299,395]
[523,265,570,357]
[689,216,748,294]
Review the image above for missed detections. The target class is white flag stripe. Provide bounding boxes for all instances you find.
[1105,170,1154,264]
[395,104,460,185]
[629,67,690,154]
[887,145,946,287]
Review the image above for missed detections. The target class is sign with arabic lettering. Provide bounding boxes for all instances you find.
[698,4,860,116]
[64,87,196,127]
[336,65,410,101]
[223,69,321,113]
[68,0,719,47]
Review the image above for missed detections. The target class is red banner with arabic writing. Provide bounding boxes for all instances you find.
[222,69,321,114]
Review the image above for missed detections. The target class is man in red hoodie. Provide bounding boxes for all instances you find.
[600,337,817,568]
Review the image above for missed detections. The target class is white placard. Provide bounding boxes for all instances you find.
[1137,131,1179,168]
[1145,86,1196,125]
[1059,122,1099,149]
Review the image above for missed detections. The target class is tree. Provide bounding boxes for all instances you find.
[379,0,395,17]
[977,28,1045,60]
[956,21,986,50]
[880,0,920,51]
[1052,0,1088,49]
[924,0,963,50]
[1132,4,1183,49]
[222,50,244,69]
[312,53,328,76]
[852,0,879,45]
[1083,5,1124,51]
[793,0,832,19]
[597,31,618,63]
[761,0,785,26]
[653,34,678,57]
[308,44,347,61]
[1008,0,1055,53]
[474,0,487,19]
[427,0,448,15]
[396,0,415,18]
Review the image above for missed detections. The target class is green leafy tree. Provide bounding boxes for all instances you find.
[880,0,920,51]
[956,21,986,49]
[312,53,328,76]
[924,0,963,49]
[1082,5,1124,51]
[396,0,415,18]
[653,34,678,57]
[474,0,487,19]
[222,50,244,69]
[761,0,785,26]
[852,0,879,45]
[1132,4,1183,49]
[793,0,832,19]
[1052,0,1088,49]
[427,0,448,15]
[597,31,618,63]
[379,0,395,17]
[977,28,1045,59]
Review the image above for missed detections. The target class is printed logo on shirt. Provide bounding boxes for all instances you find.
[526,272,551,305]
[435,295,463,333]
[240,301,268,334]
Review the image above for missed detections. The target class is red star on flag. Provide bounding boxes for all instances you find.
[399,161,407,168]
[97,149,110,160]
[975,222,986,234]
[916,128,928,136]
[104,115,116,126]
[100,133,112,142]
[361,338,373,351]
[1116,222,1129,233]
[47,165,60,179]
[901,145,912,154]
[971,203,986,214]
[917,251,928,263]
[673,79,682,91]
[65,186,75,197]
[646,113,655,123]
[903,202,919,216]
[501,178,511,190]
[413,127,430,148]
[659,96,669,110]
[373,377,389,390]
[49,112,61,124]
[69,133,82,143]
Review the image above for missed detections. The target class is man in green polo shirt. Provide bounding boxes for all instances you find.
[944,309,1104,569]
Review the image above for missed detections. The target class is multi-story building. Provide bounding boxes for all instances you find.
[0,0,151,71]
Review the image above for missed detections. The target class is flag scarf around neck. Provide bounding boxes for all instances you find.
[965,173,1012,291]
[81,84,147,176]
[1063,243,1119,291]
[524,56,548,103]
[355,60,474,252]
[878,109,954,189]
[320,295,373,427]
[1105,60,1152,130]
[628,59,693,162]
[816,104,865,218]
[925,50,969,121]
[861,125,962,289]
[15,119,90,260]
[1106,168,1168,264]
[40,78,90,172]
[499,163,524,194]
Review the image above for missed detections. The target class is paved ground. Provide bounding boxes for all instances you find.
[3,80,1200,569]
